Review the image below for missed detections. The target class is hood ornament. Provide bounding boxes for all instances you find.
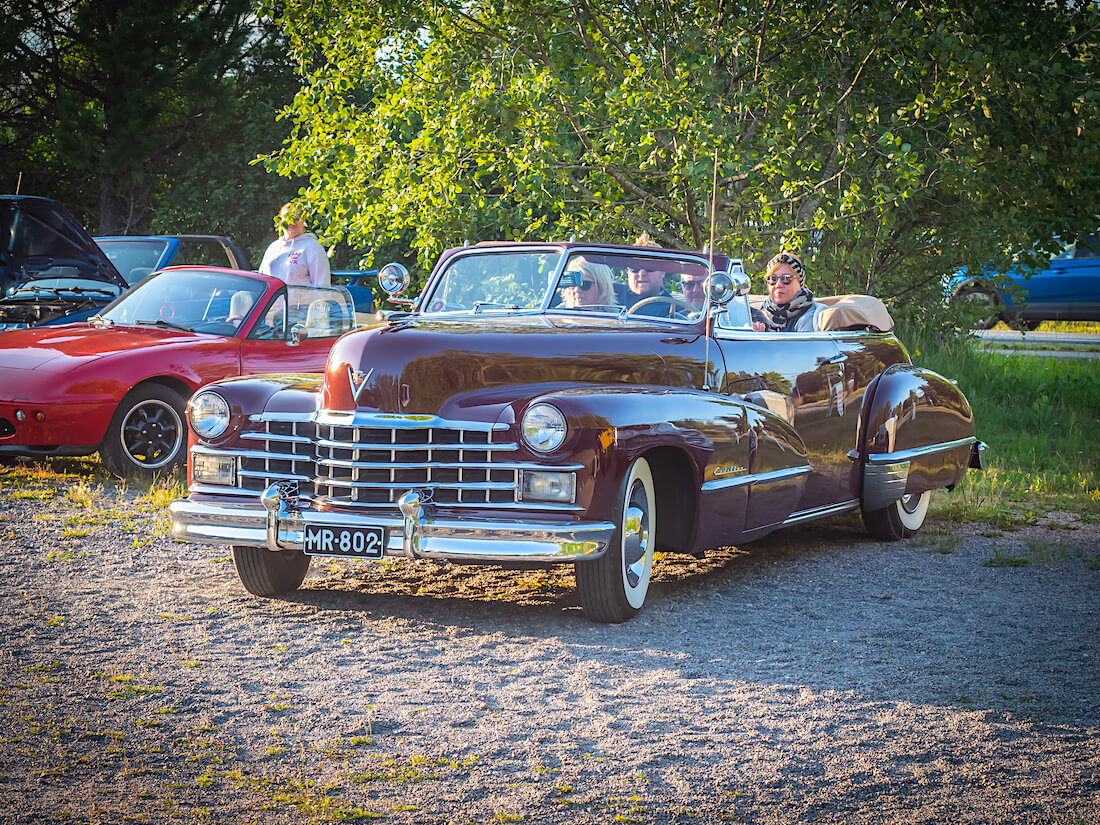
[347,365,374,403]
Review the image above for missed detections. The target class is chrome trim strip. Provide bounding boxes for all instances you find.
[211,447,313,462]
[241,432,313,444]
[320,478,516,492]
[316,458,582,473]
[781,500,860,526]
[315,411,510,431]
[701,464,811,493]
[251,411,316,423]
[865,436,977,464]
[315,438,517,453]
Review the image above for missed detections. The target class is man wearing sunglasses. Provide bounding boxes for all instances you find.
[753,251,824,332]
[680,273,708,310]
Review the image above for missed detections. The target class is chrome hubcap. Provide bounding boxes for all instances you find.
[622,482,650,590]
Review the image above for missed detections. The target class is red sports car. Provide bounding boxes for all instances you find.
[0,266,360,476]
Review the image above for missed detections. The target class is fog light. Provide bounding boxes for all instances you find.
[15,410,25,422]
[33,410,45,422]
[520,470,576,504]
[192,453,236,486]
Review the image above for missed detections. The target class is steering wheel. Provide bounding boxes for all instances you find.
[159,298,175,321]
[627,295,699,317]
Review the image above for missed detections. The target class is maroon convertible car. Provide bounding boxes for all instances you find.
[170,242,984,622]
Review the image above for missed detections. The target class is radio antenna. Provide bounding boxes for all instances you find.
[702,147,719,391]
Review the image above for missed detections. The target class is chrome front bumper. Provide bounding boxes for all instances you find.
[169,482,614,564]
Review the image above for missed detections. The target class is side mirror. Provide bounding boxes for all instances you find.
[289,323,304,346]
[377,263,411,297]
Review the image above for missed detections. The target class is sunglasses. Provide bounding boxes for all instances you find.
[681,280,704,291]
[765,273,796,285]
[579,280,596,290]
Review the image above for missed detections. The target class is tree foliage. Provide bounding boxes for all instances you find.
[0,0,287,238]
[267,0,1100,323]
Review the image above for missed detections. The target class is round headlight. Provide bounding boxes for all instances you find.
[522,403,567,453]
[189,391,230,439]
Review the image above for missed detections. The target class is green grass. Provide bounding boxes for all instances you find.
[900,321,1100,516]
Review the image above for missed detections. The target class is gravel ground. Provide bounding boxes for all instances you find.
[1,465,1098,824]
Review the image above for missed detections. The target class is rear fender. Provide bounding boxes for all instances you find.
[856,364,979,509]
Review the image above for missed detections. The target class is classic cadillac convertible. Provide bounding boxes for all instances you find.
[170,242,984,622]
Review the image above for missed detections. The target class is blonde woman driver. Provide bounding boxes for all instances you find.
[562,257,618,309]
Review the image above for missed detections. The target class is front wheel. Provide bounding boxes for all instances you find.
[100,385,187,477]
[232,546,311,596]
[862,491,931,541]
[575,457,656,623]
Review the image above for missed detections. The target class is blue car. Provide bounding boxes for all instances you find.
[948,234,1100,329]
[95,234,250,286]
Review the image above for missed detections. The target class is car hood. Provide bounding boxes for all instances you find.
[320,313,714,415]
[1,196,126,296]
[0,323,208,374]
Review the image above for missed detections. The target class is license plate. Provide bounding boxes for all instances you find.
[303,525,385,559]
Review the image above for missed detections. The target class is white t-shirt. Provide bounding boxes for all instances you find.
[259,232,331,286]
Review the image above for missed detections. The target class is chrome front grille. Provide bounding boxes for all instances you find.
[215,412,570,511]
[235,418,317,493]
[314,420,520,507]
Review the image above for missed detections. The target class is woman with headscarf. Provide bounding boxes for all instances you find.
[753,251,824,332]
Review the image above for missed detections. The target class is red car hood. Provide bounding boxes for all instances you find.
[0,323,209,373]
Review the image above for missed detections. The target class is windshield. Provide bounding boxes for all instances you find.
[420,248,712,322]
[99,269,269,334]
[97,239,170,285]
[421,251,559,313]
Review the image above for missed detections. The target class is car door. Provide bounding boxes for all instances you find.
[1045,235,1100,317]
[238,289,348,376]
[716,328,857,515]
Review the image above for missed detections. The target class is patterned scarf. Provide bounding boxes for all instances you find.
[758,287,816,331]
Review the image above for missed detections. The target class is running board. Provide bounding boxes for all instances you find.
[781,499,860,527]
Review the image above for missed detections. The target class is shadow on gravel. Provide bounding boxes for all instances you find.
[278,512,866,625]
[267,510,1100,726]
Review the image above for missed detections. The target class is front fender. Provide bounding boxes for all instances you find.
[183,374,323,485]
[857,364,978,507]
[510,385,808,552]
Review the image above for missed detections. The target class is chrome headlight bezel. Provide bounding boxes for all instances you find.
[521,402,567,453]
[189,391,231,440]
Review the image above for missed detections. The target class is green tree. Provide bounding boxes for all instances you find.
[267,0,1099,323]
[148,21,305,263]
[0,0,264,234]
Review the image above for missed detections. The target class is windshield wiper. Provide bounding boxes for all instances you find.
[134,318,190,332]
